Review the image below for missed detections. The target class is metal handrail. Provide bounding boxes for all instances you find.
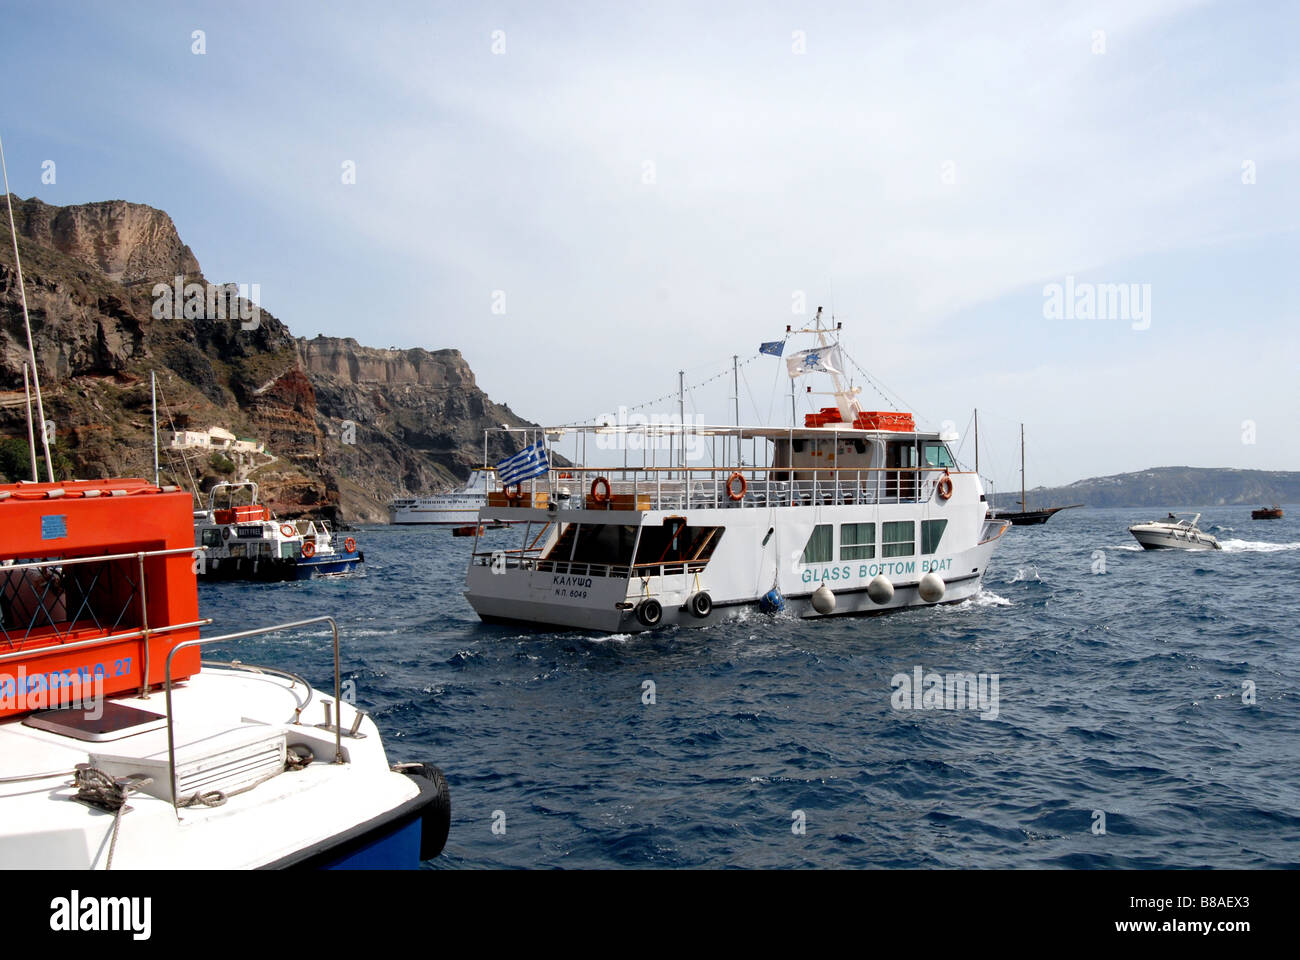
[0,618,210,664]
[0,545,201,572]
[0,547,204,696]
[201,659,315,720]
[164,615,344,811]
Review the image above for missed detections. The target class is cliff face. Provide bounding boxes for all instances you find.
[9,198,199,285]
[299,337,537,497]
[0,195,542,522]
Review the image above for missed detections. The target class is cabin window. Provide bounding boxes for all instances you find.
[921,442,955,469]
[632,522,724,569]
[281,542,297,559]
[882,521,914,557]
[840,523,875,561]
[0,556,144,646]
[201,528,222,548]
[800,524,833,565]
[570,524,640,565]
[921,519,948,554]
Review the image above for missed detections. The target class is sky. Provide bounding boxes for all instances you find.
[2,0,1296,491]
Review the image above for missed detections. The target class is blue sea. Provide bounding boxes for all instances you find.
[196,505,1300,868]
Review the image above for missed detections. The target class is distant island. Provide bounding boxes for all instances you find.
[988,466,1299,510]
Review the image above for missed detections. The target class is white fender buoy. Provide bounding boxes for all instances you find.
[918,572,946,603]
[867,574,894,605]
[811,583,837,614]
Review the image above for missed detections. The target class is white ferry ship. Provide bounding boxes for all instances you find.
[463,318,1010,632]
[388,468,498,525]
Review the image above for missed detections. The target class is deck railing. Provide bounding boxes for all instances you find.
[0,546,207,697]
[537,465,953,511]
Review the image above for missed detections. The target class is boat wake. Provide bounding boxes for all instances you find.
[956,590,1012,608]
[1218,539,1300,554]
[1009,566,1041,583]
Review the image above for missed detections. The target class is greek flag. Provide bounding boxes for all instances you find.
[786,346,843,378]
[496,441,549,486]
[759,340,785,357]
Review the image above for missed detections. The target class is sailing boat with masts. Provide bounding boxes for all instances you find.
[987,422,1082,525]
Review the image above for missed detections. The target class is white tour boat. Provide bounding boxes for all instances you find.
[1129,512,1221,551]
[463,317,1011,632]
[388,468,499,525]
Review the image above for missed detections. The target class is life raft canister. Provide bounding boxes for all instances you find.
[590,476,611,504]
[726,471,747,501]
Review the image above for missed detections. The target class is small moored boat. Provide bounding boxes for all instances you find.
[194,482,363,580]
[1251,505,1283,520]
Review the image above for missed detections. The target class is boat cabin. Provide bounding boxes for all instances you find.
[0,479,203,718]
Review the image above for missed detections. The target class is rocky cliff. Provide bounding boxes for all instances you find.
[0,195,543,522]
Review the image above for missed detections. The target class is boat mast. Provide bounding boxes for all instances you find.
[152,370,160,486]
[974,408,979,476]
[2,134,55,481]
[22,363,38,480]
[677,369,685,471]
[1020,422,1026,512]
[732,355,739,427]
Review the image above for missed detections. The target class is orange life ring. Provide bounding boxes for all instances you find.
[344,536,356,553]
[591,476,611,504]
[280,523,295,538]
[727,471,747,501]
[937,472,954,501]
[504,483,523,502]
[301,540,316,558]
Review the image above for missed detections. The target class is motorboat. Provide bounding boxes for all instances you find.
[1129,512,1221,551]
[194,482,363,580]
[1251,505,1283,520]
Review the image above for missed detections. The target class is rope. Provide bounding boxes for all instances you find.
[74,765,153,870]
[178,790,228,808]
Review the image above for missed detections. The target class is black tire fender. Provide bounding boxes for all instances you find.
[400,763,451,861]
[636,598,663,627]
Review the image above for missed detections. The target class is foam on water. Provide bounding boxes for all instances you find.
[1218,538,1300,553]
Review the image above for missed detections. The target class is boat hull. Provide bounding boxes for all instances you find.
[465,490,1009,633]
[1129,526,1220,550]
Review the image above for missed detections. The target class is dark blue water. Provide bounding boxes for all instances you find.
[196,506,1300,868]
